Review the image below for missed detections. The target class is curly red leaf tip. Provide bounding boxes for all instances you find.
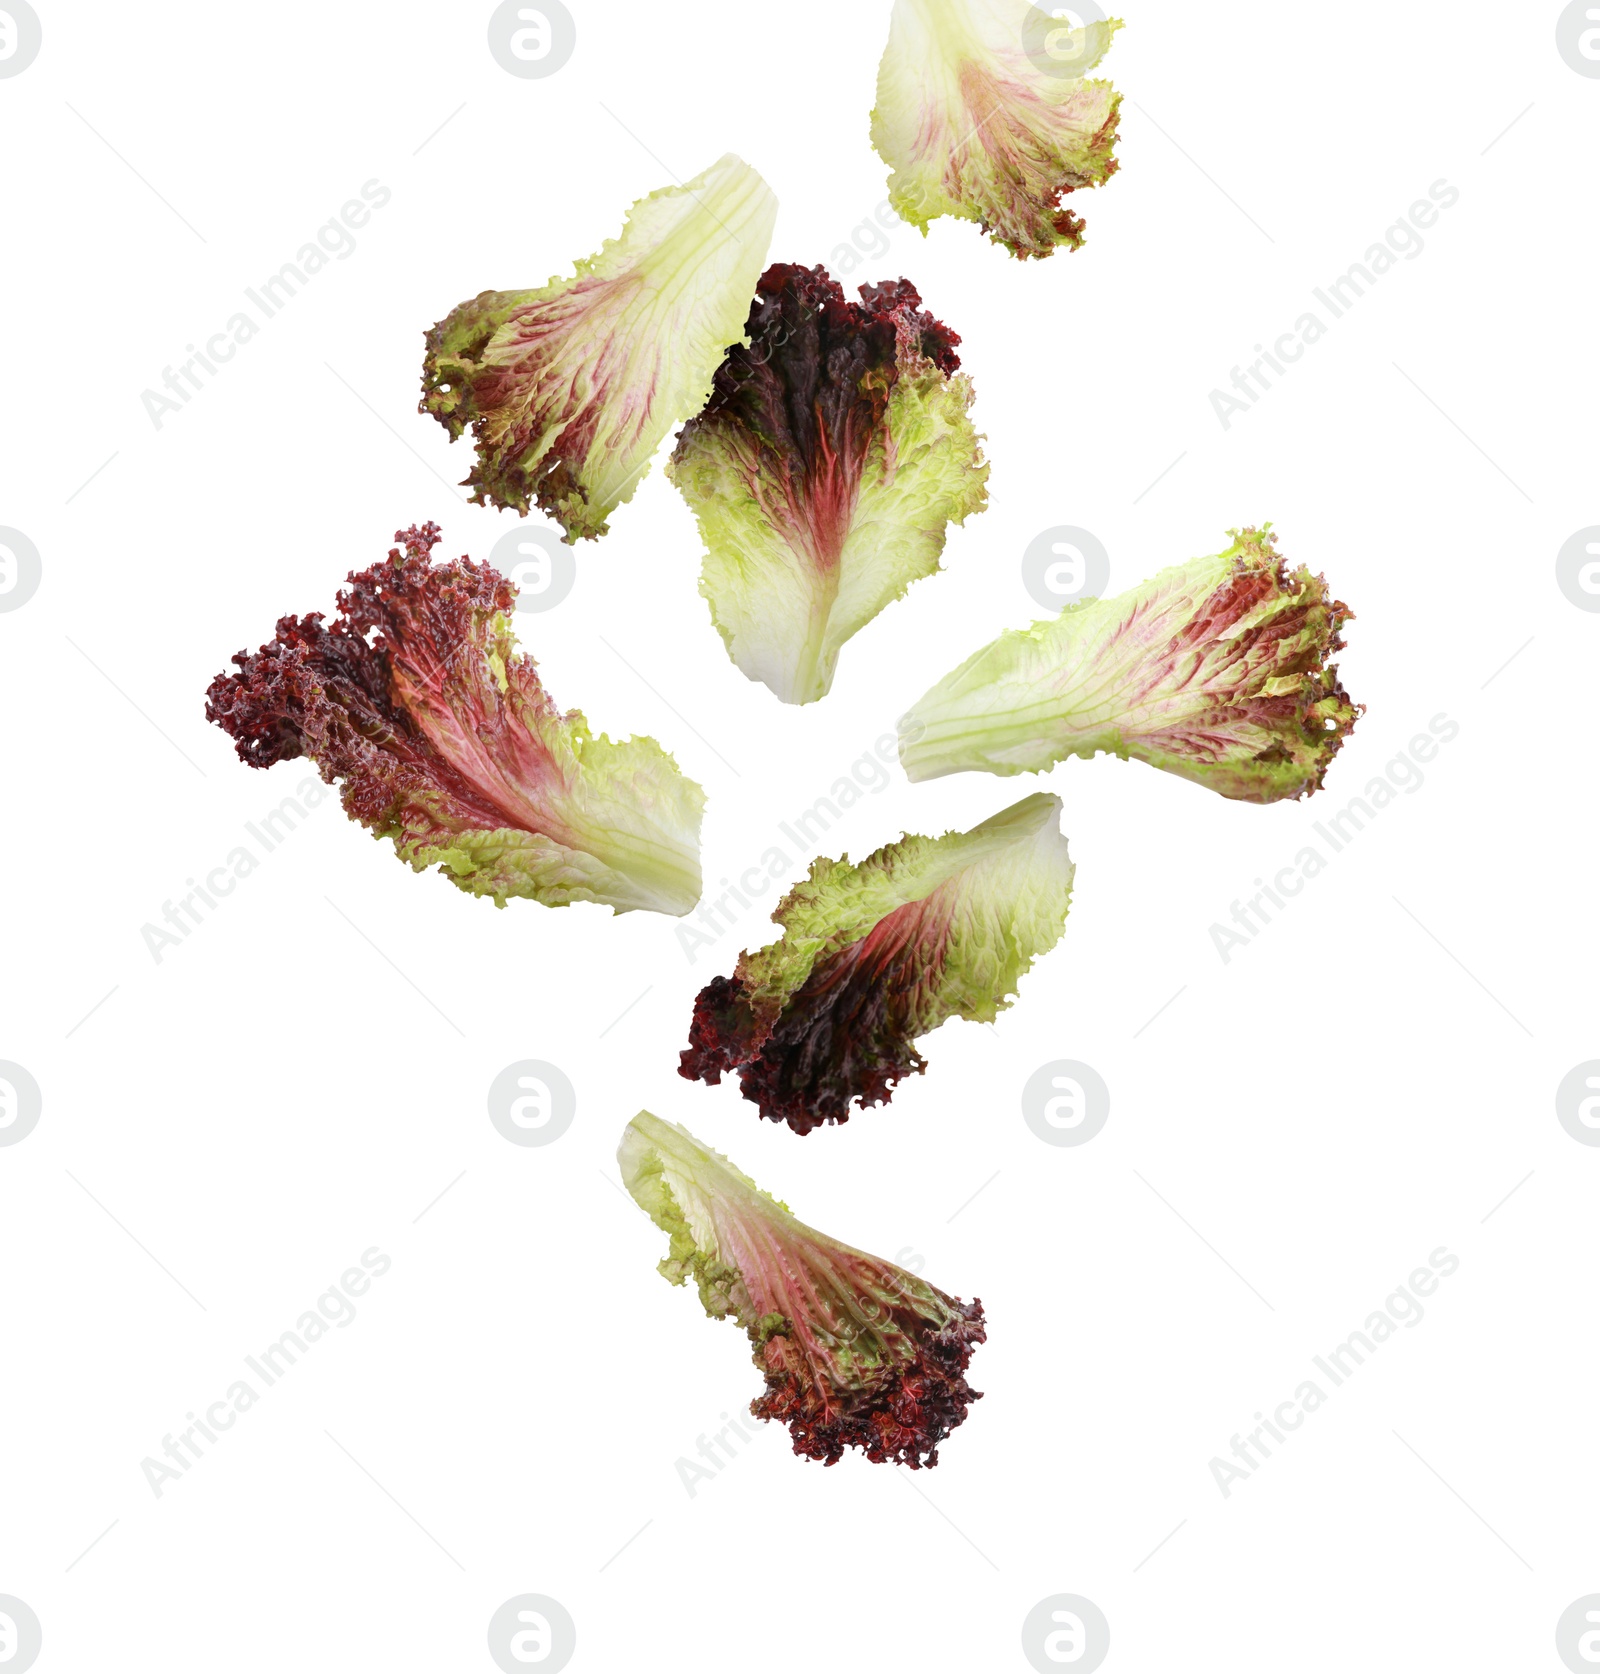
[755,1295,987,1469]
[680,889,954,1134]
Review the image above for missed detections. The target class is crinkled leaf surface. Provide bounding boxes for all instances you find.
[620,1111,986,1467]
[681,793,1074,1131]
[206,524,705,914]
[668,264,987,704]
[422,154,777,539]
[899,527,1361,803]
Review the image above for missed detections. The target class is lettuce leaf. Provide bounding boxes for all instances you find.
[871,0,1122,260]
[620,1111,986,1467]
[667,264,987,705]
[681,792,1074,1132]
[899,526,1361,803]
[421,154,778,540]
[205,523,705,915]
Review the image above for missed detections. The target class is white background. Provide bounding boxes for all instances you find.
[1,1,1596,1669]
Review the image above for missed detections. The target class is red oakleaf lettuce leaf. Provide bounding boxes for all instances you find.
[420,155,777,540]
[205,523,704,915]
[620,1112,986,1468]
[871,0,1123,260]
[681,793,1074,1133]
[667,263,987,704]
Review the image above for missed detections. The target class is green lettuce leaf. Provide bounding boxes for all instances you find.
[421,154,778,540]
[899,526,1361,803]
[871,0,1123,260]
